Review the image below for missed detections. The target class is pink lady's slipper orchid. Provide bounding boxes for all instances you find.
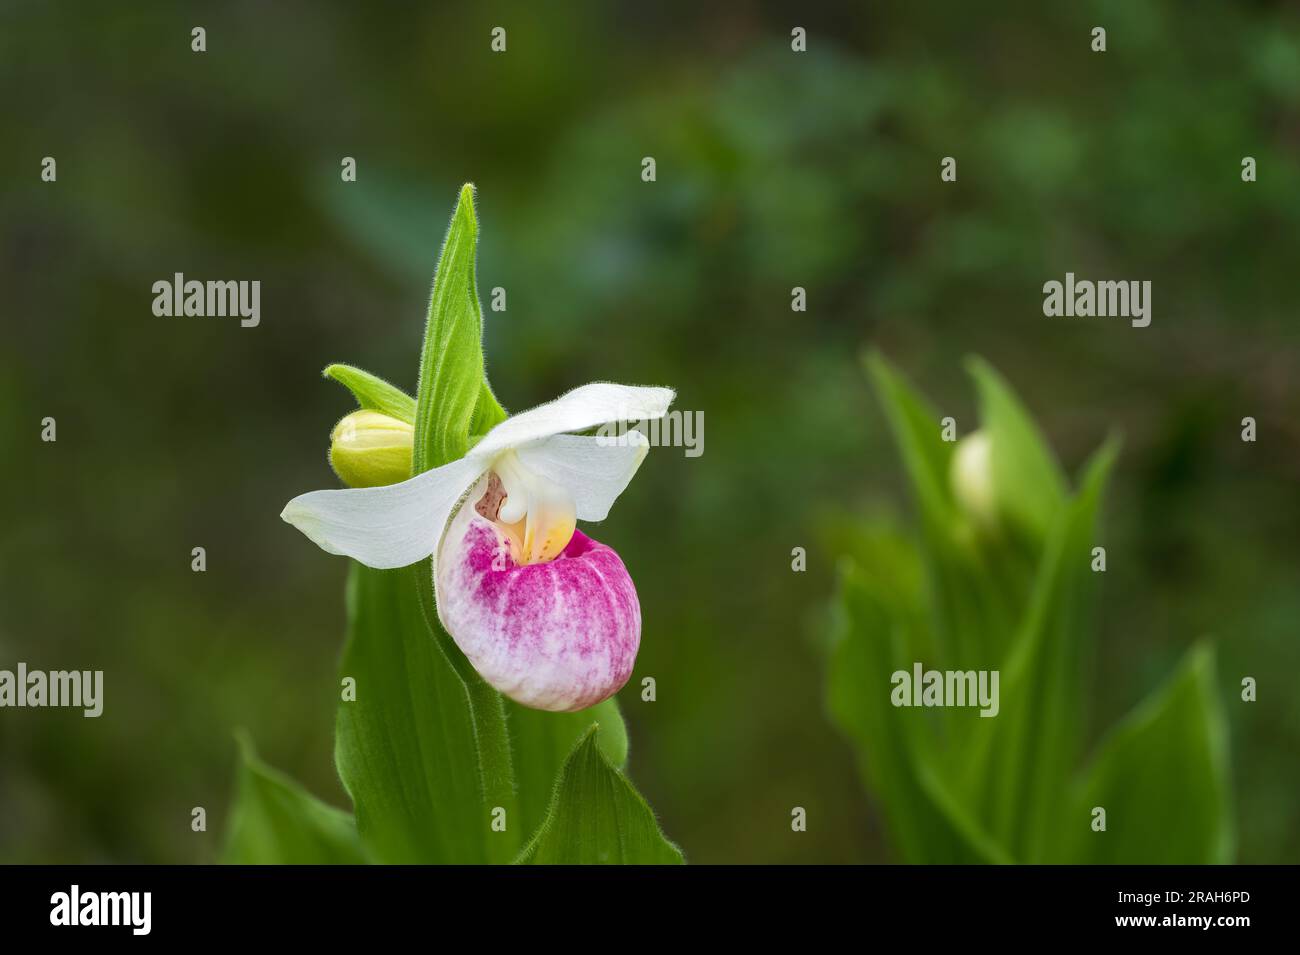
[281,382,674,712]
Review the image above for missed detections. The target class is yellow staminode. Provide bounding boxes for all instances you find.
[492,450,577,564]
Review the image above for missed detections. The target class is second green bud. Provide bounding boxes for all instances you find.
[329,410,414,488]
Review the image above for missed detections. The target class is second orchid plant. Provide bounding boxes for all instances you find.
[223,185,683,864]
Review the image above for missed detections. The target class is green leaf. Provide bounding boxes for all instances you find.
[865,351,1020,665]
[223,733,367,864]
[966,437,1118,861]
[516,728,683,865]
[412,183,489,472]
[470,379,508,434]
[966,357,1067,539]
[507,699,629,839]
[335,563,518,863]
[329,186,521,864]
[827,560,1011,864]
[1069,643,1234,864]
[323,363,416,423]
[863,351,955,532]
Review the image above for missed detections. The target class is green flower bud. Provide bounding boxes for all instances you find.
[329,410,413,488]
[950,430,997,529]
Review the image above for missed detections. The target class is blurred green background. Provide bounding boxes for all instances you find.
[2,0,1298,863]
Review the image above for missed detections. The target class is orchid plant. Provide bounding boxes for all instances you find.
[825,354,1232,864]
[223,185,683,864]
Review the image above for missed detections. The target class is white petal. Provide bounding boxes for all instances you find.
[473,382,674,460]
[280,455,485,569]
[283,382,673,568]
[514,432,650,522]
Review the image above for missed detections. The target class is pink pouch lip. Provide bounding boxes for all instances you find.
[436,509,642,713]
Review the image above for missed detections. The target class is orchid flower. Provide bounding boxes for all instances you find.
[281,382,675,713]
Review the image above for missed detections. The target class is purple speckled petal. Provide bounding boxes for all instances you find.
[435,493,641,712]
